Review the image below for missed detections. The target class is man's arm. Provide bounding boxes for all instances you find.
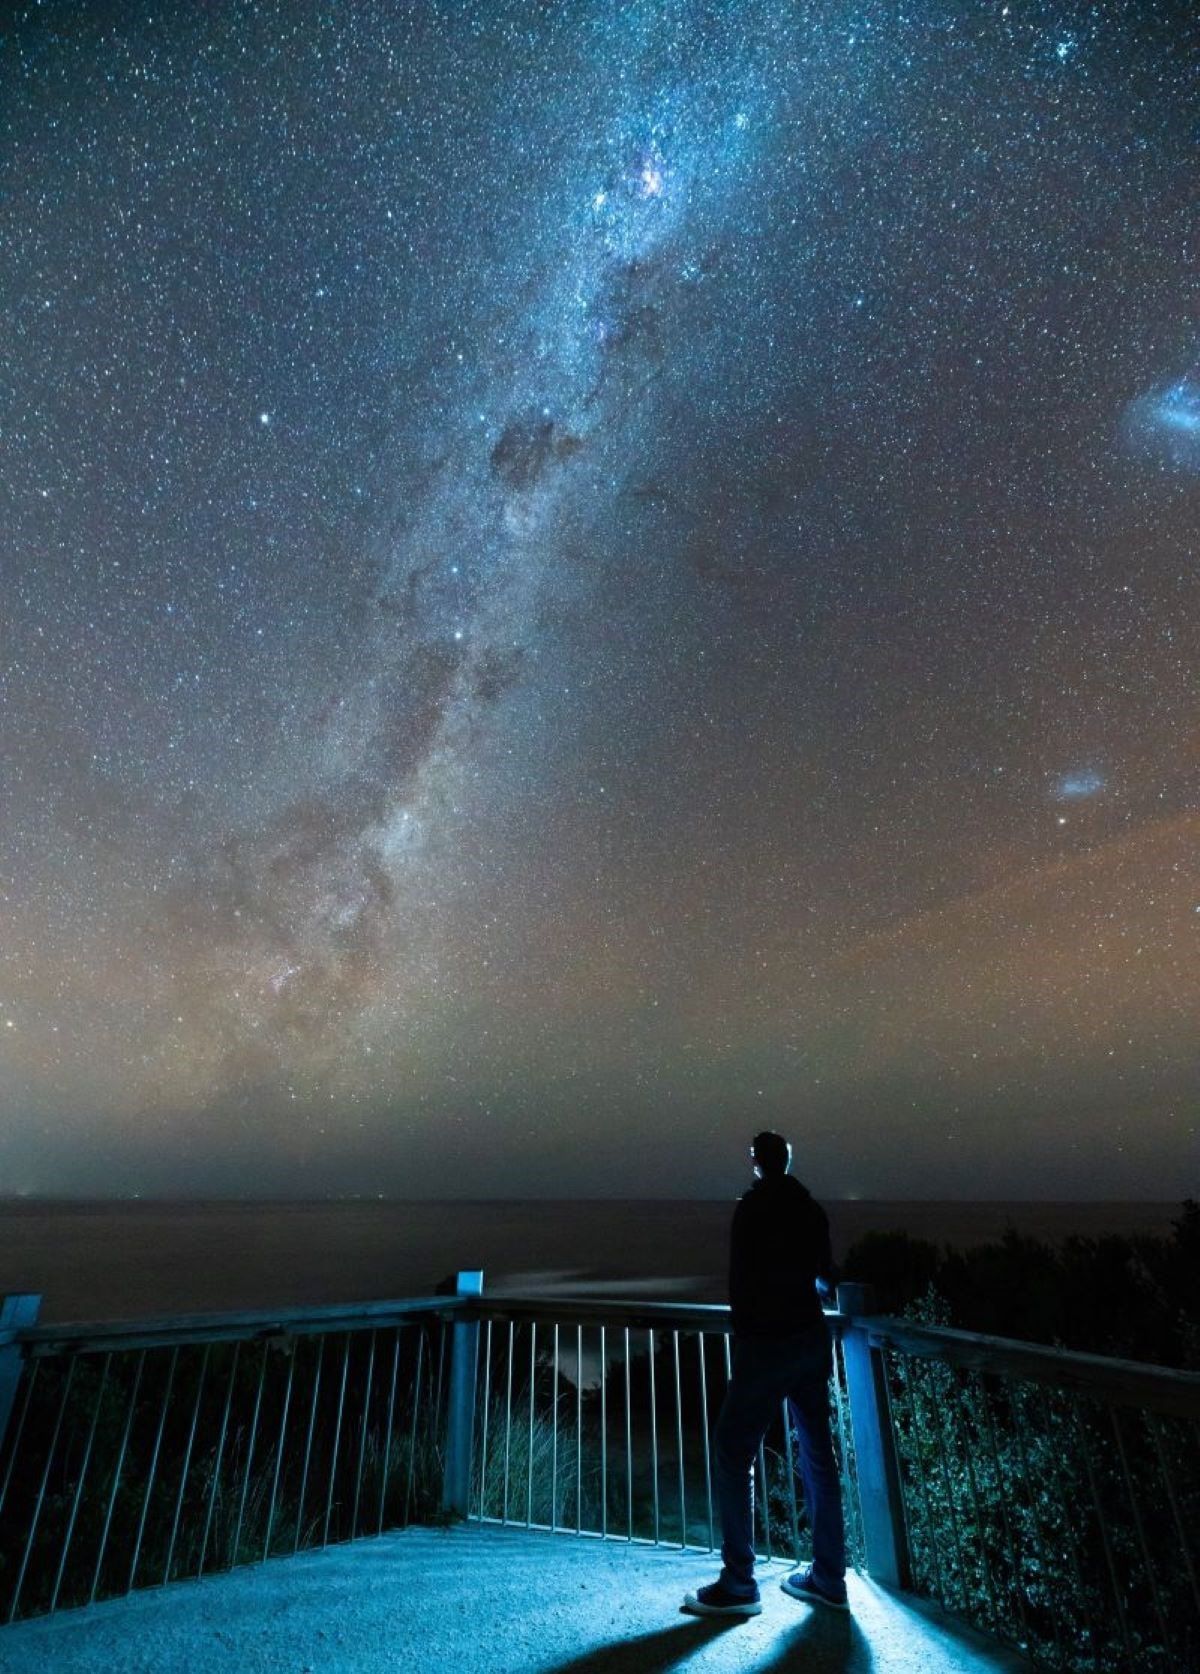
[813,1203,837,1303]
[728,1196,753,1329]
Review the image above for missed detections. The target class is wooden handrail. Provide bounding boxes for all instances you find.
[469,1295,743,1334]
[15,1294,458,1357]
[9,1290,1197,1419]
[860,1314,1200,1419]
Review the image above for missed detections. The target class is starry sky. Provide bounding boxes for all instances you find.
[2,0,1198,1201]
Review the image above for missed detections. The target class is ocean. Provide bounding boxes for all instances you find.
[0,1199,1180,1324]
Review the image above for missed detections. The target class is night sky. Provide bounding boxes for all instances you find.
[2,1,1197,1200]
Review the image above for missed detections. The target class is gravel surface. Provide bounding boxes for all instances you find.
[0,1524,1030,1674]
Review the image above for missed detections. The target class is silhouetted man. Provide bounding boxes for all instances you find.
[683,1131,848,1617]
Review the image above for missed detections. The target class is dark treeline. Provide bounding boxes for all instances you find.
[841,1199,1200,1369]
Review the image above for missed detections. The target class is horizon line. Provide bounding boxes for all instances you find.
[0,1193,1186,1207]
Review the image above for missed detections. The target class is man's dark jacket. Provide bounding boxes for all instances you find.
[729,1173,833,1338]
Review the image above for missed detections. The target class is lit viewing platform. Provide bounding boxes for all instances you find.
[0,1281,1196,1673]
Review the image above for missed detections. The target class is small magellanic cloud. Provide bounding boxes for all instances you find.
[1054,770,1105,800]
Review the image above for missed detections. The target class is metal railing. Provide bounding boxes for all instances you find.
[463,1296,863,1567]
[0,1296,452,1623]
[863,1313,1200,1674]
[453,1288,1200,1672]
[2,1279,1198,1674]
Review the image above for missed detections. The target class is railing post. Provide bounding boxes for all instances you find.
[441,1271,483,1517]
[0,1294,42,1458]
[837,1282,909,1588]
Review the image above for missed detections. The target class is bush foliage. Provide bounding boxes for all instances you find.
[842,1200,1200,1369]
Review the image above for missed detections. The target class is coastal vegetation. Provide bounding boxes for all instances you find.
[841,1199,1200,1369]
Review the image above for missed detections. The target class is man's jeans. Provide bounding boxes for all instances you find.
[715,1323,846,1598]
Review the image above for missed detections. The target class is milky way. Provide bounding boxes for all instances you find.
[2,0,1198,1198]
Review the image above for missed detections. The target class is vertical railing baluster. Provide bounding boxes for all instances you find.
[0,1358,39,1523]
[723,1334,736,1552]
[672,1330,686,1549]
[975,1370,1028,1647]
[550,1323,558,1531]
[948,1363,1001,1635]
[910,1359,957,1607]
[295,1337,324,1554]
[830,1334,861,1562]
[50,1354,111,1612]
[526,1323,536,1528]
[575,1324,582,1535]
[624,1326,633,1542]
[93,1351,146,1599]
[403,1329,425,1527]
[756,1440,771,1561]
[228,1344,266,1571]
[93,1345,144,1593]
[350,1331,376,1540]
[600,1326,607,1539]
[922,1358,970,1612]
[322,1335,351,1548]
[129,1348,179,1591]
[1008,1380,1064,1669]
[1072,1396,1136,1672]
[781,1399,800,1563]
[164,1345,210,1585]
[477,1320,492,1523]
[899,1354,943,1601]
[434,1324,447,1441]
[198,1344,240,1577]
[502,1321,514,1525]
[698,1334,714,1553]
[1109,1404,1172,1659]
[878,1347,915,1586]
[1037,1385,1101,1671]
[648,1328,659,1544]
[263,1340,297,1560]
[379,1328,401,1534]
[1148,1411,1200,1625]
[9,1356,77,1621]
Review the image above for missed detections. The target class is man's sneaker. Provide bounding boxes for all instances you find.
[781,1565,849,1612]
[682,1580,762,1618]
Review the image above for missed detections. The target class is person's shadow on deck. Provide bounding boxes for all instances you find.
[537,1620,736,1674]
[539,1609,870,1673]
[754,1608,871,1672]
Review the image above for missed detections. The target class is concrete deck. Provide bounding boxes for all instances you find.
[0,1524,1031,1674]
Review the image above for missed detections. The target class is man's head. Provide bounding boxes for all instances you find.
[751,1130,791,1179]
